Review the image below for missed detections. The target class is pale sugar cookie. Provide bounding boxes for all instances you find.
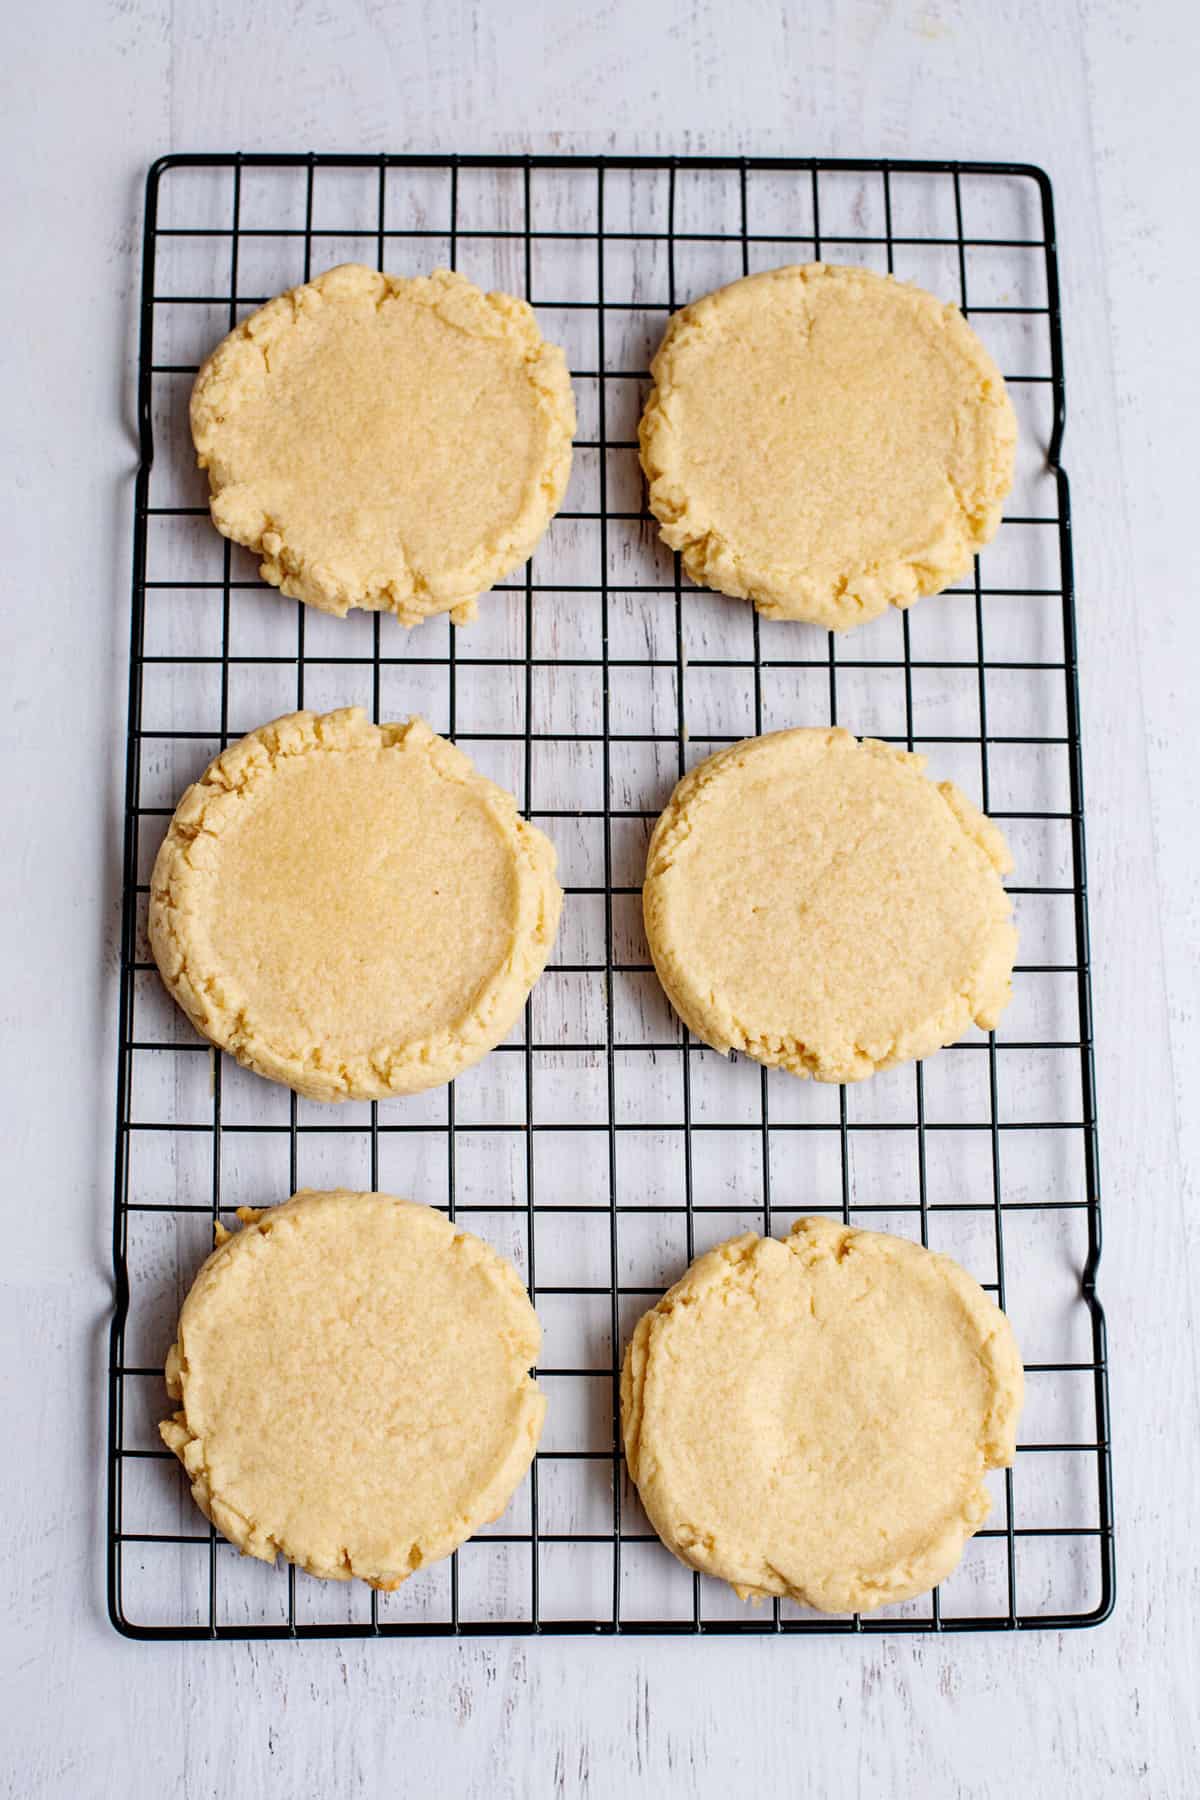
[638,263,1016,629]
[148,708,561,1101]
[161,1191,545,1588]
[642,727,1016,1083]
[191,264,575,626]
[621,1217,1023,1612]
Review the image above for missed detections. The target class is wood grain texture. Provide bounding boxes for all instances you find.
[1,0,1198,1794]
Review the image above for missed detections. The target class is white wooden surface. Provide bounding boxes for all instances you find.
[2,1,1198,1793]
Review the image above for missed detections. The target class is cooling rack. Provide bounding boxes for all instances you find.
[108,153,1114,1639]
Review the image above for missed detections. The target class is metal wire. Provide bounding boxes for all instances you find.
[108,153,1114,1640]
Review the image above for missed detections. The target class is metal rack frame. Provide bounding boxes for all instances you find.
[108,153,1114,1639]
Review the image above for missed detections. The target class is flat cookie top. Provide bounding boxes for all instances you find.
[191,264,575,626]
[149,709,562,1101]
[643,728,1016,1083]
[622,1218,1023,1612]
[638,263,1017,629]
[161,1191,545,1588]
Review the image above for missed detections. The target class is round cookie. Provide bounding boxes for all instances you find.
[191,263,575,627]
[149,708,562,1101]
[638,263,1017,630]
[642,727,1016,1083]
[160,1191,545,1588]
[622,1217,1023,1612]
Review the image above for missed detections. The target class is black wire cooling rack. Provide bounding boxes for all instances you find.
[108,152,1114,1639]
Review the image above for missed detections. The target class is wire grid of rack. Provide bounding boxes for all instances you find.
[109,152,1113,1639]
